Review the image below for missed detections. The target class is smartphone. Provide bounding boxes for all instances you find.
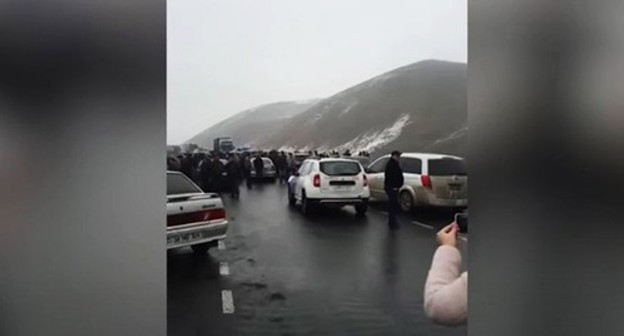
[454,212,468,233]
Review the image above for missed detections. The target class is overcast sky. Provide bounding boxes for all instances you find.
[167,0,466,144]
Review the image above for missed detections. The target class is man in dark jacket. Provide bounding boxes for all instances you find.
[384,150,404,230]
[253,155,264,180]
[243,154,253,189]
[212,156,225,193]
[179,154,193,178]
[225,155,242,198]
[199,155,215,193]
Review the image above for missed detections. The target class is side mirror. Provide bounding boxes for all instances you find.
[365,168,371,174]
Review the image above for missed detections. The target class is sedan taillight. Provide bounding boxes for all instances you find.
[313,174,321,188]
[167,208,226,227]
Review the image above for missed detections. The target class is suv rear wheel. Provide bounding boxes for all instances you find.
[301,191,315,216]
[355,204,368,217]
[399,190,414,213]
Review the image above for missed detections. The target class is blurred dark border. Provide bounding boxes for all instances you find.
[0,1,166,335]
[469,1,624,335]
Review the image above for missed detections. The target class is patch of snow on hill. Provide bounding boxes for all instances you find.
[425,125,467,148]
[339,114,410,153]
[338,101,358,117]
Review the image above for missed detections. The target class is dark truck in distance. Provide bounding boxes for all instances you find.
[167,171,228,254]
[213,137,235,154]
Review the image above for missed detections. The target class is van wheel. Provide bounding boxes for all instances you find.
[399,191,414,213]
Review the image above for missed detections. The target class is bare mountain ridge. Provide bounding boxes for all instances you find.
[257,60,467,156]
[188,60,467,157]
[186,99,321,148]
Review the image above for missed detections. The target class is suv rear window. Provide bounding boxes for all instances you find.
[167,173,202,195]
[428,158,466,176]
[320,161,361,176]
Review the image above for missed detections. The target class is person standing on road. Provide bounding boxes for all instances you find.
[276,152,288,184]
[199,155,215,193]
[384,150,404,230]
[424,222,467,326]
[253,154,264,181]
[243,154,253,189]
[225,155,242,198]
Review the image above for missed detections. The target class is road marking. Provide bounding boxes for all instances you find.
[412,221,434,230]
[219,262,230,276]
[218,240,226,250]
[221,290,235,314]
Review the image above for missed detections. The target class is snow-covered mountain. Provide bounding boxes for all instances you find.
[186,100,321,148]
[188,60,467,157]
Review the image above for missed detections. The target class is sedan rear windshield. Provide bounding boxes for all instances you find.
[320,161,361,176]
[428,158,466,176]
[167,173,202,195]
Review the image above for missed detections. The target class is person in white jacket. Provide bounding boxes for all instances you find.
[424,222,468,326]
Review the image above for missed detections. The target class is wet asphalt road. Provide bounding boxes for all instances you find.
[168,181,467,336]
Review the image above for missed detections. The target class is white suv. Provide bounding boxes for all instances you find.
[287,158,370,216]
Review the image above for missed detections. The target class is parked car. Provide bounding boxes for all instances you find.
[365,153,467,212]
[167,171,228,254]
[250,157,277,181]
[351,156,371,168]
[287,158,370,216]
[293,152,310,168]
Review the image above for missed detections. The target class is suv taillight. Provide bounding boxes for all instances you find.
[313,174,321,188]
[363,174,368,187]
[421,175,432,188]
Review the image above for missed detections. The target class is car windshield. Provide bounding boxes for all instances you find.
[320,161,361,176]
[167,173,202,195]
[428,158,466,176]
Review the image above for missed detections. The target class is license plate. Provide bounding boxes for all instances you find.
[168,232,203,245]
[448,183,462,190]
[333,185,352,190]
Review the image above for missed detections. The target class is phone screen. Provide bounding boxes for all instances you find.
[454,213,468,233]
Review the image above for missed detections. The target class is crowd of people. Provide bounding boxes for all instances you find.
[166,148,373,198]
[167,150,300,198]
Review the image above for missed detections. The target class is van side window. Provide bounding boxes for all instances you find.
[400,158,422,174]
[368,158,389,173]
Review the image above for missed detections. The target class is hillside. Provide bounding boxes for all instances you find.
[187,60,467,157]
[256,60,467,157]
[186,99,321,148]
